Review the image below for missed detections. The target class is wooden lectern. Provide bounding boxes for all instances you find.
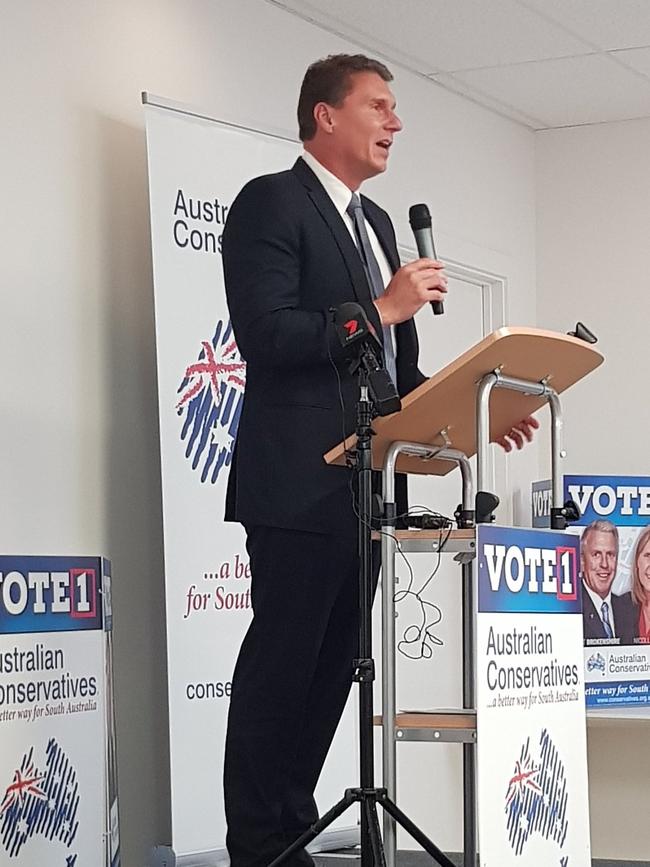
[324,327,603,867]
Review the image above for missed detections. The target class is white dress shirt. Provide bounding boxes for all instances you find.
[301,150,396,353]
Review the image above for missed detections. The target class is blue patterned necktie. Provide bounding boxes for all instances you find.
[346,193,397,385]
[601,601,614,639]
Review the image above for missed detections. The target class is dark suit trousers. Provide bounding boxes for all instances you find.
[224,526,379,867]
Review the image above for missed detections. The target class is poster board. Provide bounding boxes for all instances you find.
[0,555,119,867]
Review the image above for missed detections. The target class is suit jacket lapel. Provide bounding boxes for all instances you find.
[291,158,371,305]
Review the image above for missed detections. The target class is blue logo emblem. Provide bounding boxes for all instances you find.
[176,319,246,484]
[1,739,80,859]
[505,729,568,858]
[587,652,606,673]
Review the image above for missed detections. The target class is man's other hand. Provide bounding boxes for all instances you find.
[374,258,447,326]
[496,416,540,452]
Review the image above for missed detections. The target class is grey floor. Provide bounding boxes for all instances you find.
[314,851,649,867]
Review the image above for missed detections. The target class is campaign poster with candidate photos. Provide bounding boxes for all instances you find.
[475,526,591,867]
[564,475,650,709]
[532,476,650,708]
[0,556,119,867]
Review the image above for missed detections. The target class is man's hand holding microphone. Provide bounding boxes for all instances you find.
[373,257,448,326]
[373,202,538,452]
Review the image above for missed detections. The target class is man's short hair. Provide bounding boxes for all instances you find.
[581,519,619,550]
[297,53,393,142]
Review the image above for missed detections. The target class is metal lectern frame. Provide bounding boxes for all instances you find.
[379,369,570,867]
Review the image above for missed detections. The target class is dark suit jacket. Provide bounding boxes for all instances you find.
[222,157,425,535]
[581,583,637,644]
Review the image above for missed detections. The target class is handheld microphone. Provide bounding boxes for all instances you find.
[409,203,444,315]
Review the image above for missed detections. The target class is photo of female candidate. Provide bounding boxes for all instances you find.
[631,525,650,642]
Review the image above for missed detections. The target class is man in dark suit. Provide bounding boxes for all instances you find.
[221,54,536,867]
[581,519,636,644]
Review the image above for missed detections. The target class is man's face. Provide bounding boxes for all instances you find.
[582,530,618,598]
[325,71,402,183]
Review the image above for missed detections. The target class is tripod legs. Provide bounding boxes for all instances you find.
[266,790,357,867]
[378,793,456,867]
[268,379,458,867]
[267,786,458,867]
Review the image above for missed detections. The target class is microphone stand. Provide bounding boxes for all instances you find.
[269,348,456,867]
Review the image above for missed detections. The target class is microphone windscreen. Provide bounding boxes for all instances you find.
[408,203,431,231]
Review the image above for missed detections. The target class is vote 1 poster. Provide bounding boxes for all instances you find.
[0,556,119,867]
[532,475,650,708]
[476,525,591,867]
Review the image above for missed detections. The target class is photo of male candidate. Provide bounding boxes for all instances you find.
[581,519,636,644]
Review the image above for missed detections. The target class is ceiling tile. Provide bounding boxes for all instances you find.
[519,0,650,51]
[430,73,549,128]
[272,0,593,73]
[445,53,650,126]
[612,46,650,78]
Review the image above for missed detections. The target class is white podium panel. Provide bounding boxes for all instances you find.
[476,527,590,867]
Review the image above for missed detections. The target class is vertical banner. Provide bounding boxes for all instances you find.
[476,526,591,867]
[0,555,118,867]
[144,100,358,857]
[564,475,650,708]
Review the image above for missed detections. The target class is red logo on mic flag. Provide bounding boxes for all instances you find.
[344,319,359,335]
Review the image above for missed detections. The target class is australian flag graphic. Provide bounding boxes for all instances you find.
[0,739,80,859]
[505,728,568,859]
[176,319,246,484]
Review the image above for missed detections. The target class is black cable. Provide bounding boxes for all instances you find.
[328,339,449,662]
[326,338,352,466]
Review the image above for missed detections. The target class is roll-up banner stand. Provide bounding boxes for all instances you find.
[533,475,650,709]
[475,526,591,867]
[143,94,359,862]
[0,555,120,867]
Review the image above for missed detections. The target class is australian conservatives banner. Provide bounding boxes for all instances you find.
[0,556,119,867]
[533,476,650,708]
[476,526,591,867]
[144,99,358,858]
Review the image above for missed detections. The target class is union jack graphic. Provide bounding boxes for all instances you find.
[1,739,79,858]
[0,762,47,814]
[505,729,568,857]
[505,753,542,807]
[176,319,246,484]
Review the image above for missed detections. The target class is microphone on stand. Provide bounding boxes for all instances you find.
[331,303,401,416]
[332,301,382,353]
[409,203,444,315]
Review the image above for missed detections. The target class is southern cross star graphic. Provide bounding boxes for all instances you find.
[518,816,529,832]
[210,417,233,452]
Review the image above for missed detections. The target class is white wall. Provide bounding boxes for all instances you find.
[537,117,650,861]
[1,1,539,863]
